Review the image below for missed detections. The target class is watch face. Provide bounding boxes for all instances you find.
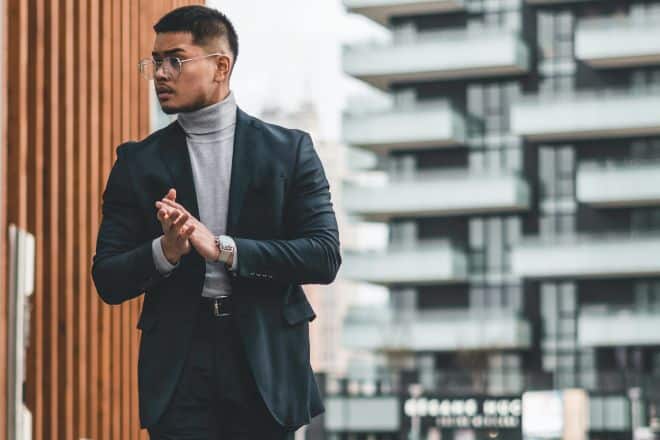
[219,237,234,253]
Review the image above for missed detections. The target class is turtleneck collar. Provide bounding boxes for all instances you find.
[177,90,237,136]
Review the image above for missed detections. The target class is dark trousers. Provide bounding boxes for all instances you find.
[147,296,295,440]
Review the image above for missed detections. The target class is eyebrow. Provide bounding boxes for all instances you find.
[151,48,186,57]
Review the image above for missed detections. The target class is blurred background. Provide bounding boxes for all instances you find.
[3,0,660,439]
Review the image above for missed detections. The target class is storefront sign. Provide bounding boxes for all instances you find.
[403,396,522,430]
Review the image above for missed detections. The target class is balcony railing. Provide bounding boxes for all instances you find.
[576,14,660,68]
[343,0,467,26]
[340,239,468,285]
[342,101,466,152]
[512,231,660,278]
[577,158,660,207]
[343,169,530,220]
[579,307,660,347]
[510,87,660,141]
[325,370,660,397]
[343,28,530,90]
[342,306,531,351]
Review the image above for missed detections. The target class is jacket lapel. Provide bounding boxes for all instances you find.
[158,106,257,237]
[226,107,256,236]
[157,120,205,294]
[158,120,200,222]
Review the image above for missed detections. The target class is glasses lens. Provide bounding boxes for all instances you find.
[163,57,181,79]
[138,57,181,80]
[139,60,154,80]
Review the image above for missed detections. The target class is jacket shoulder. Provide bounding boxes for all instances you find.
[115,120,178,157]
[248,114,311,149]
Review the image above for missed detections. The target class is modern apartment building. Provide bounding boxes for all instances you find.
[332,1,660,439]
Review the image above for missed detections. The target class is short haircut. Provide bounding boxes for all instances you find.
[154,5,239,72]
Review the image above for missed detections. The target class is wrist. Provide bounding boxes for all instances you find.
[161,236,181,265]
[214,235,236,266]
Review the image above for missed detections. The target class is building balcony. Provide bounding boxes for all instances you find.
[343,170,530,221]
[575,16,660,68]
[511,233,660,279]
[343,0,466,26]
[343,28,530,90]
[577,160,660,207]
[339,240,467,285]
[342,306,532,351]
[510,89,660,141]
[343,101,466,153]
[526,0,597,4]
[578,307,660,347]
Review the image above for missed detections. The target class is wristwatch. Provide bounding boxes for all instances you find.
[214,235,235,266]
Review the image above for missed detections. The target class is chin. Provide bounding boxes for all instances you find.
[160,103,179,115]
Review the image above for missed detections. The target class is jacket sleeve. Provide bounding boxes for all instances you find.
[91,145,166,305]
[233,132,342,285]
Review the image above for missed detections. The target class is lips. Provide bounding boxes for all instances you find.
[156,85,174,100]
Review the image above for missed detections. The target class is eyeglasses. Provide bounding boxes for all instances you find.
[138,53,223,80]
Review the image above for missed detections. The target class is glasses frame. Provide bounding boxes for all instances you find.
[138,52,225,80]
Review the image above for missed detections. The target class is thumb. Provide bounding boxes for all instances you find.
[166,188,176,201]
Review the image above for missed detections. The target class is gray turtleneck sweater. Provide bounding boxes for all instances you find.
[151,90,238,298]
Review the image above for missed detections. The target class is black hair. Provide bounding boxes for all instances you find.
[154,6,239,72]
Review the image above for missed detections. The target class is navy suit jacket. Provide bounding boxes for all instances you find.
[91,107,342,430]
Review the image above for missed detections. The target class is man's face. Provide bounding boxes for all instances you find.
[152,32,219,114]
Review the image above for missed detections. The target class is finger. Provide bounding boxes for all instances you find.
[168,209,182,223]
[160,208,181,232]
[162,188,176,201]
[178,223,195,239]
[160,198,190,216]
[182,223,195,238]
[162,198,188,212]
[157,206,174,224]
[157,208,172,228]
[172,214,187,235]
[155,201,169,218]
[171,212,189,229]
[155,200,175,212]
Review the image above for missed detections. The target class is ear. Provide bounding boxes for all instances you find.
[215,55,231,82]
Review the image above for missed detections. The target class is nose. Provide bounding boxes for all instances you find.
[154,63,169,81]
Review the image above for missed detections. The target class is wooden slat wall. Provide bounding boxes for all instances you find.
[1,1,203,439]
[0,0,6,435]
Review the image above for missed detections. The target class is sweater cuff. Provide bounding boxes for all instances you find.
[152,236,179,276]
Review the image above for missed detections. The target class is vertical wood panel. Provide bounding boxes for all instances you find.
[98,0,111,437]
[0,0,7,433]
[87,0,100,437]
[45,0,60,436]
[120,2,131,438]
[2,1,203,439]
[24,0,45,438]
[75,0,90,435]
[61,0,75,438]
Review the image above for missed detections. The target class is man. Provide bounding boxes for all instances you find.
[91,5,341,439]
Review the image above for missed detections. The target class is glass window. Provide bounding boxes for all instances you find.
[560,283,576,313]
[487,218,503,271]
[558,146,574,173]
[470,218,485,248]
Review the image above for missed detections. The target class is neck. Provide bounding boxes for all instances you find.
[177,89,237,136]
[206,83,231,107]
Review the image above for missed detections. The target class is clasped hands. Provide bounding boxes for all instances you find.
[155,188,220,265]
